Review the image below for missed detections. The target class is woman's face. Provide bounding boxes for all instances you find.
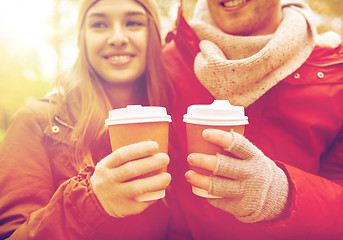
[85,0,148,85]
[206,0,282,36]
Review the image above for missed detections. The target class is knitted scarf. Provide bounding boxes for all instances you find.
[190,0,317,107]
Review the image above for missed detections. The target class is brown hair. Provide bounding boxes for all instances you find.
[54,0,174,169]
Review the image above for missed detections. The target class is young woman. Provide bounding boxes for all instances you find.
[0,0,173,239]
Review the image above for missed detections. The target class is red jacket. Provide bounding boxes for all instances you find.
[163,6,343,240]
[0,99,169,240]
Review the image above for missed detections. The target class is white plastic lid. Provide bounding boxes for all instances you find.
[105,105,171,126]
[183,100,248,126]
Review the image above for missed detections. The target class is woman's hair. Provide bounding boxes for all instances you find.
[54,1,174,169]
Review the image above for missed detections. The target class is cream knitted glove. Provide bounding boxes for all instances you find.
[208,132,289,223]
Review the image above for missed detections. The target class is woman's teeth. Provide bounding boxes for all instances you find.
[108,55,130,61]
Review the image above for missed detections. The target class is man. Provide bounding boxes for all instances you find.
[163,0,343,239]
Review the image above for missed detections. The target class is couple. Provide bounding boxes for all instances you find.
[0,0,342,239]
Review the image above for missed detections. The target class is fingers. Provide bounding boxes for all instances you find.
[92,172,171,218]
[185,170,210,191]
[185,171,245,198]
[202,130,261,160]
[114,153,170,182]
[104,141,159,168]
[202,129,233,150]
[215,153,252,179]
[123,172,172,198]
[226,132,262,160]
[187,150,257,181]
[187,153,217,173]
[210,176,244,198]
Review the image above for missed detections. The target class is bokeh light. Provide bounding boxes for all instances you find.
[0,0,54,47]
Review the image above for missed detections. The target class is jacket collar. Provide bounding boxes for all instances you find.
[307,43,343,67]
[165,1,200,60]
[41,97,77,145]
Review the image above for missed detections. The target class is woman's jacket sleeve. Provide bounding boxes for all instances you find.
[0,105,113,239]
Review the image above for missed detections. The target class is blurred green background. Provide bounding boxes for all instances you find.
[0,0,342,141]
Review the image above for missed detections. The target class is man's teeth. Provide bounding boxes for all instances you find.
[108,55,130,61]
[223,0,246,7]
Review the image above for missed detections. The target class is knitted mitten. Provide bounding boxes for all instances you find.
[208,132,289,223]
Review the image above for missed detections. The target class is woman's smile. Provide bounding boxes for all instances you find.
[104,53,135,67]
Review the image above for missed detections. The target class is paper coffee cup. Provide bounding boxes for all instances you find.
[183,100,248,198]
[105,105,171,202]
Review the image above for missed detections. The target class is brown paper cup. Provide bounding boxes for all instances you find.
[183,100,248,198]
[108,122,169,153]
[105,105,171,201]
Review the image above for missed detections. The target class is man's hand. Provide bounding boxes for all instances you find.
[186,129,289,223]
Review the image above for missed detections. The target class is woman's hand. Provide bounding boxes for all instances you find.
[90,141,171,218]
[186,129,289,223]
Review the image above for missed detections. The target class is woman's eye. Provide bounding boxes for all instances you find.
[126,21,143,27]
[91,22,107,28]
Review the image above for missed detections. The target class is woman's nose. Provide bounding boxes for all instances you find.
[107,25,128,47]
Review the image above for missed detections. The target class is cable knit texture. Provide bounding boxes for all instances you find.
[190,0,317,107]
[208,132,289,223]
